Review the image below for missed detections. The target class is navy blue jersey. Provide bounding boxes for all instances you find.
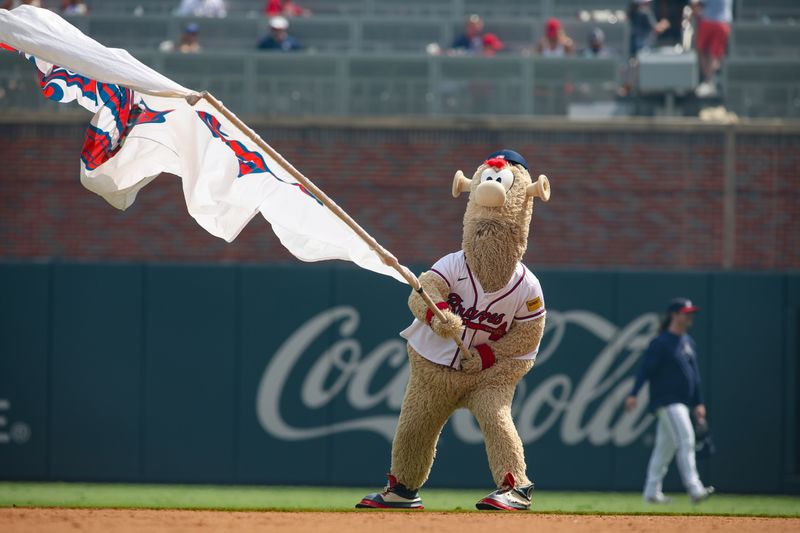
[257,35,302,51]
[630,331,704,411]
[451,33,482,52]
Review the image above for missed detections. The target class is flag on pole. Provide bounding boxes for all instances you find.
[0,5,407,284]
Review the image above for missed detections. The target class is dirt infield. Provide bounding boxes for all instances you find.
[2,508,799,533]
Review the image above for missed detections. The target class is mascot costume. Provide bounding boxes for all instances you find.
[357,149,551,511]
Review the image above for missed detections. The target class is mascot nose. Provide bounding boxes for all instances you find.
[475,180,506,207]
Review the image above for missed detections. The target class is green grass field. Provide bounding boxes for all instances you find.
[0,483,798,517]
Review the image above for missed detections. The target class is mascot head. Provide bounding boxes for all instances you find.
[451,149,550,291]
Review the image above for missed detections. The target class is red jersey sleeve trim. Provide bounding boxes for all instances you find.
[430,268,451,287]
[515,308,546,321]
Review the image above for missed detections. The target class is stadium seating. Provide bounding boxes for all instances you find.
[3,45,799,119]
[86,0,264,16]
[252,54,343,115]
[736,0,800,21]
[64,0,800,22]
[81,0,630,18]
[360,18,446,54]
[724,58,800,117]
[531,57,619,114]
[295,0,630,18]
[364,0,460,18]
[63,15,631,56]
[0,52,62,111]
[281,17,354,51]
[57,9,799,60]
[348,56,430,115]
[0,50,620,117]
[729,22,800,57]
[551,0,628,18]
[82,15,173,50]
[1,1,797,118]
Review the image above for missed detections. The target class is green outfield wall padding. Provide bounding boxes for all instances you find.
[49,264,144,481]
[0,264,50,479]
[707,274,785,492]
[0,263,796,494]
[142,265,239,483]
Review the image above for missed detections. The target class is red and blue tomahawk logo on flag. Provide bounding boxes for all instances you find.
[0,45,176,172]
[196,111,269,177]
[196,111,321,204]
[82,97,174,171]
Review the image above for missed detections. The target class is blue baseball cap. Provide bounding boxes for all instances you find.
[486,149,528,170]
[667,297,700,314]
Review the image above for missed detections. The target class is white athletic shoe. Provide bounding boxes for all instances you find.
[356,473,423,509]
[476,472,534,511]
[695,82,717,98]
[644,494,672,504]
[690,486,715,504]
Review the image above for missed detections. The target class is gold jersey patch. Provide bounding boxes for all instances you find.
[526,297,542,312]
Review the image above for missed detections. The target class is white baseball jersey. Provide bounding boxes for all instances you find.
[400,250,546,368]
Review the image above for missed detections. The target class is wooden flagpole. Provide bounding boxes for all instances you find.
[188,91,471,356]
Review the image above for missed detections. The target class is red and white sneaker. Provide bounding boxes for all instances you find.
[356,474,423,509]
[476,472,534,511]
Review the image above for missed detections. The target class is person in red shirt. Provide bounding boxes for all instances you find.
[481,33,504,56]
[265,0,311,17]
[691,0,732,97]
[534,18,575,57]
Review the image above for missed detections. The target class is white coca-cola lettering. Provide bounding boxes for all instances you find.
[256,306,657,446]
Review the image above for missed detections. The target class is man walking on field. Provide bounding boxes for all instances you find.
[625,298,715,504]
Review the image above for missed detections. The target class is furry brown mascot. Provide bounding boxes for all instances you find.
[357,149,551,511]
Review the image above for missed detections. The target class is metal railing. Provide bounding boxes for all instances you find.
[52,13,800,60]
[86,0,630,18]
[60,14,631,56]
[2,50,799,118]
[0,51,620,116]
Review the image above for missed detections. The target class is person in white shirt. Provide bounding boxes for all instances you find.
[174,0,227,18]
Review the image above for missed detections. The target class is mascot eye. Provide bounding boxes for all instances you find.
[480,168,497,183]
[494,168,515,191]
[480,168,515,191]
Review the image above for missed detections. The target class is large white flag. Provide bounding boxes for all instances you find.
[0,5,407,283]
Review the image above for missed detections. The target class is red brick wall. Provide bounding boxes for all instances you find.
[0,120,797,270]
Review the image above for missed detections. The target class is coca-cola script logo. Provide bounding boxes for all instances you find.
[256,307,657,446]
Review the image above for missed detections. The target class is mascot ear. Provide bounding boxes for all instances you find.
[452,170,471,198]
[526,174,551,202]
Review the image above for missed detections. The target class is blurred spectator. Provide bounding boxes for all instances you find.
[654,0,690,47]
[62,0,88,15]
[481,33,504,56]
[174,0,228,18]
[628,0,670,58]
[580,28,611,58]
[258,16,302,52]
[621,0,671,96]
[692,0,732,97]
[160,23,202,53]
[450,14,485,54]
[265,0,311,17]
[2,0,42,9]
[179,23,202,53]
[535,18,575,57]
[449,14,505,57]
